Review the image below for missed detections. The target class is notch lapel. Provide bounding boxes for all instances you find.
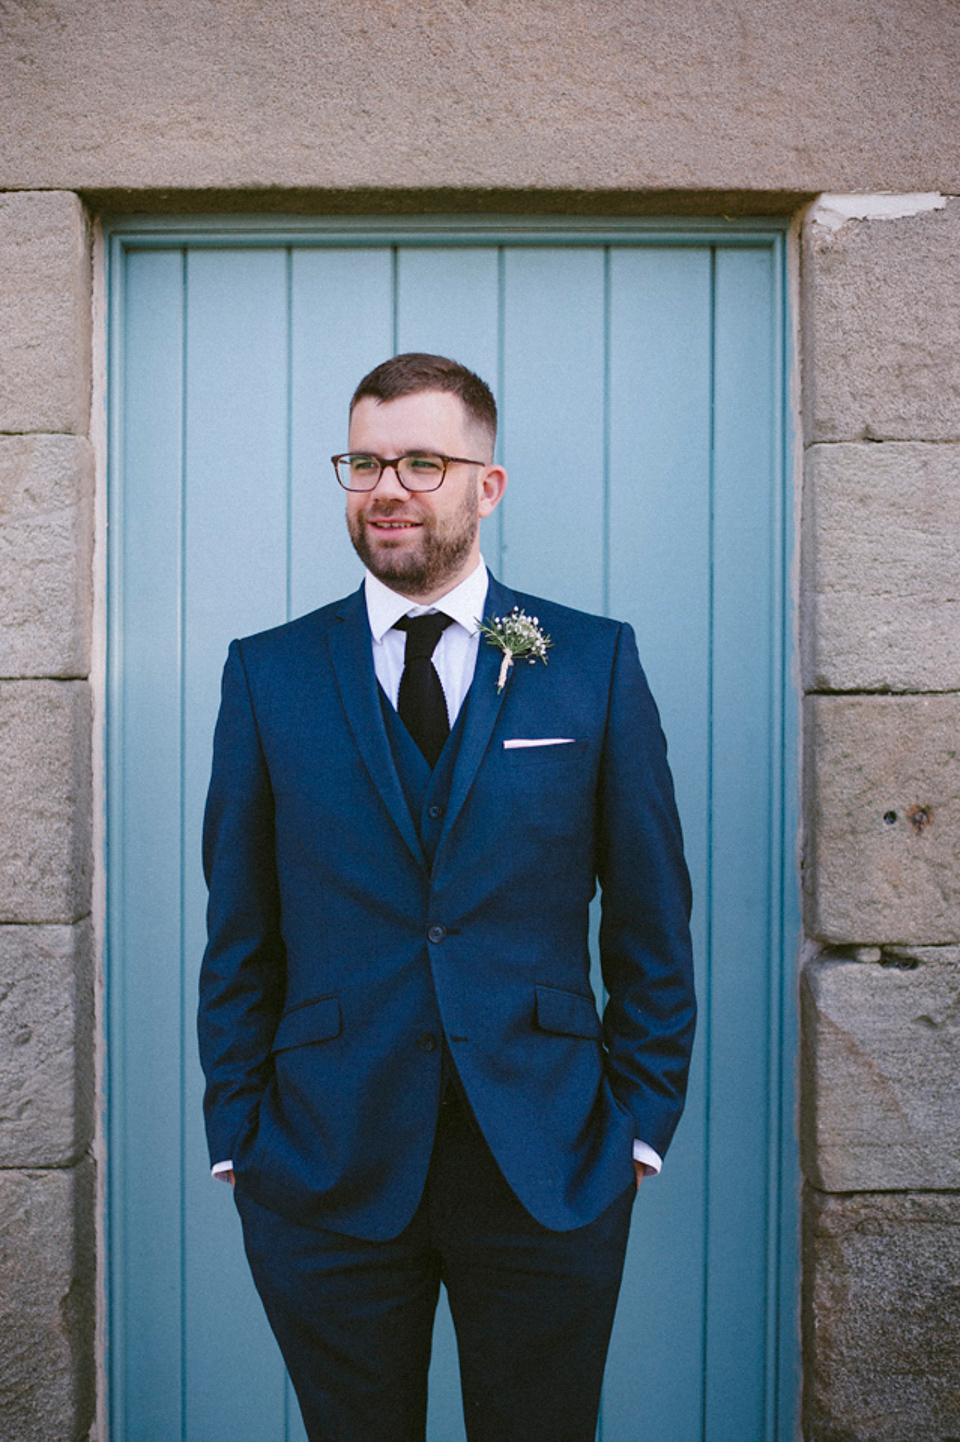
[327,586,427,870]
[434,576,518,860]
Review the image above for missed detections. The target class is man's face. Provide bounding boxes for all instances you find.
[345,390,506,602]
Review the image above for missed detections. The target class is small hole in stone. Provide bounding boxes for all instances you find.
[880,953,919,970]
[883,811,897,825]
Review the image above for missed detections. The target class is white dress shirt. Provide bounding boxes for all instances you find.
[364,555,488,725]
[213,556,662,1179]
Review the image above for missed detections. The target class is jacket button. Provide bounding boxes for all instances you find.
[428,803,444,819]
[427,924,446,944]
[417,1032,438,1052]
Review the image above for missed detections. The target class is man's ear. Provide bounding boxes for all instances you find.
[477,464,507,519]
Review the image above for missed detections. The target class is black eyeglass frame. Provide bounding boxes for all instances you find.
[331,452,487,493]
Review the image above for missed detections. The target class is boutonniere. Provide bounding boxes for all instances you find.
[476,607,553,692]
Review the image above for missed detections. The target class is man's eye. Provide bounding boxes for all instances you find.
[350,456,378,472]
[407,455,443,472]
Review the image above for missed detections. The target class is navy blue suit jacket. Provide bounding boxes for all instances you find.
[198,575,695,1240]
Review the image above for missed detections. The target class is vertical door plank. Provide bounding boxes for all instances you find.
[500,249,606,611]
[290,247,394,617]
[603,246,713,1442]
[115,246,186,1440]
[396,245,501,1442]
[181,248,291,1442]
[395,246,500,387]
[396,246,503,582]
[704,245,777,1440]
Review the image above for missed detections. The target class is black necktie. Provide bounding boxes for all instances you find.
[394,613,454,768]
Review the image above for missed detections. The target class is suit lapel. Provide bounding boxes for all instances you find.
[434,575,517,859]
[327,586,427,870]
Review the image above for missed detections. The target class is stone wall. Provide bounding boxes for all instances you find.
[0,193,96,1441]
[800,197,960,1441]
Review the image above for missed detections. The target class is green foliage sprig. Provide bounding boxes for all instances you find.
[477,607,552,692]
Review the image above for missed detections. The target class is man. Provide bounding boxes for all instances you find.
[198,353,696,1442]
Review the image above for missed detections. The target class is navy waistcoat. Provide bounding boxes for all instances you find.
[379,685,476,1104]
[378,684,472,868]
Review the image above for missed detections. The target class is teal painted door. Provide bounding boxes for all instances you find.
[108,221,798,1441]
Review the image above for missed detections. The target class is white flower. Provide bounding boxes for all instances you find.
[476,607,552,692]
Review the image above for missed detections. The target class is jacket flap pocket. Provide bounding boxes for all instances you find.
[535,984,602,1040]
[272,995,341,1053]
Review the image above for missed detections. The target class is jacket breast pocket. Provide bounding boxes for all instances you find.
[502,739,588,770]
[500,741,590,837]
[272,994,342,1053]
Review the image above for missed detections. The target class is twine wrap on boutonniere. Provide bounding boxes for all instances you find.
[476,607,553,692]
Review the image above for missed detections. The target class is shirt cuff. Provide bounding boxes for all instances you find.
[212,1160,234,1181]
[632,1140,663,1175]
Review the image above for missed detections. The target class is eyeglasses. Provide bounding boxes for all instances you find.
[331,452,486,493]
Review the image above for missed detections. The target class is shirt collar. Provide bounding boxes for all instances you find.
[363,557,490,644]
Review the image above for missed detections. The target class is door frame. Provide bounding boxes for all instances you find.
[102,212,800,1438]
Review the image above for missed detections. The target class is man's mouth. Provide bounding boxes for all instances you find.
[368,518,421,531]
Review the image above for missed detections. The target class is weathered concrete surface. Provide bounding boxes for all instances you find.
[804,695,960,945]
[0,921,94,1167]
[804,1188,960,1442]
[802,441,960,693]
[803,198,960,443]
[0,0,958,196]
[0,1161,95,1442]
[0,436,94,679]
[0,682,92,924]
[801,949,960,1191]
[0,192,91,435]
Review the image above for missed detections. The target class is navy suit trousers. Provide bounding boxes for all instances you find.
[235,1086,635,1442]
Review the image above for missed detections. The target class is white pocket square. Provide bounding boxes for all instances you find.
[502,738,576,749]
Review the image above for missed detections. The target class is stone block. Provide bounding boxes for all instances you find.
[0,191,91,435]
[0,435,94,679]
[802,441,960,692]
[804,694,960,945]
[0,1161,95,1442]
[0,3,959,195]
[0,681,92,924]
[801,949,960,1191]
[804,1188,960,1442]
[803,198,960,442]
[0,921,94,1167]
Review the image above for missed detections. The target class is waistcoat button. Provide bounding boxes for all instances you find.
[427,925,446,944]
[417,1032,438,1052]
[427,803,445,820]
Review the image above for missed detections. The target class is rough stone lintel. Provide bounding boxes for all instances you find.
[0,191,92,436]
[801,195,960,444]
[803,693,960,945]
[0,920,94,1168]
[803,1186,960,1442]
[0,1159,95,1442]
[2,3,960,193]
[802,441,960,693]
[0,681,92,924]
[0,435,94,679]
[801,947,960,1191]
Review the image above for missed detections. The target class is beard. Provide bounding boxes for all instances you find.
[347,478,479,597]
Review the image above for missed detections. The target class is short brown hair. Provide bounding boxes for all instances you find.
[350,353,497,448]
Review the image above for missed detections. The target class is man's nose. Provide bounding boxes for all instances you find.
[370,462,408,498]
